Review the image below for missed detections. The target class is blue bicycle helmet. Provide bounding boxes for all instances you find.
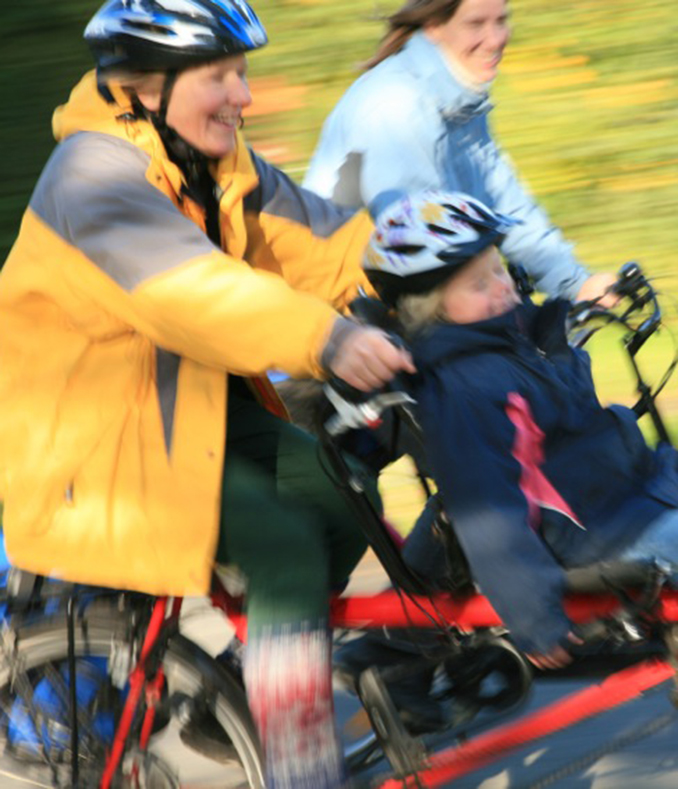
[85,0,268,73]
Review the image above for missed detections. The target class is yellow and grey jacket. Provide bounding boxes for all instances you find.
[0,71,372,596]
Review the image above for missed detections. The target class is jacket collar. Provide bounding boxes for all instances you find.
[399,31,493,121]
[411,299,572,370]
[210,140,258,213]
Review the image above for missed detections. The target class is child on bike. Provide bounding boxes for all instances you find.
[336,190,678,726]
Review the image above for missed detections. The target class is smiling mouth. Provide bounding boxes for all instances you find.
[483,54,503,68]
[212,115,239,128]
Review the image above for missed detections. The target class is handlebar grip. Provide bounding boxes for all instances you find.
[384,330,409,353]
[328,329,409,404]
[327,377,372,405]
[612,261,648,298]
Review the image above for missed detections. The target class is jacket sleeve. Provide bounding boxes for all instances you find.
[479,124,590,300]
[304,82,444,219]
[31,133,346,379]
[415,370,571,654]
[304,74,590,301]
[244,152,374,313]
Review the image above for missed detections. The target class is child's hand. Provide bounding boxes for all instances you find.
[525,632,584,671]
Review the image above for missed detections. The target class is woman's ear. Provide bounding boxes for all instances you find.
[135,85,162,113]
[423,20,443,44]
[125,72,165,113]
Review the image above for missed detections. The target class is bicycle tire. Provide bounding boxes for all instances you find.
[0,600,265,788]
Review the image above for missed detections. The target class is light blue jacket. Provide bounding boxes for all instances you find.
[304,31,590,300]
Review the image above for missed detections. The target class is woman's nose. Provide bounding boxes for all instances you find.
[487,22,510,49]
[231,76,252,108]
[238,79,253,108]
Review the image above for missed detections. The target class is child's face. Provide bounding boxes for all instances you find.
[440,246,520,324]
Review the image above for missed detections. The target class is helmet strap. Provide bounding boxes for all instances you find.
[158,69,178,127]
[95,70,116,104]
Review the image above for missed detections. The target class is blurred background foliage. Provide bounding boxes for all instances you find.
[1,1,677,397]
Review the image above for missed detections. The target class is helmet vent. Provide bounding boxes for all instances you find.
[126,21,174,35]
[385,245,424,255]
[427,223,456,235]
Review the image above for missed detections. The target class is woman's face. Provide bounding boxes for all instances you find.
[139,54,252,159]
[440,246,520,324]
[427,0,511,83]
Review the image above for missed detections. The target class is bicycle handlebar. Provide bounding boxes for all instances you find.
[569,261,662,352]
[322,384,415,437]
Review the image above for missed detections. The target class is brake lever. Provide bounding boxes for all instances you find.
[323,385,416,437]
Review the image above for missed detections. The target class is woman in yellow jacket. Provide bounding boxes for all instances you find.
[0,1,414,786]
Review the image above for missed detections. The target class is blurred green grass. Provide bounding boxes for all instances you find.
[1,0,676,410]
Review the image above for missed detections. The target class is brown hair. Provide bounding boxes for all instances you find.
[366,0,465,69]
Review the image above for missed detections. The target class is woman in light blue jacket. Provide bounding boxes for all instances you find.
[303,0,613,302]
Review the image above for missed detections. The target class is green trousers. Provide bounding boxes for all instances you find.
[217,380,371,633]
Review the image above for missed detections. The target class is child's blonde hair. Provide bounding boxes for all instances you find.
[397,282,449,335]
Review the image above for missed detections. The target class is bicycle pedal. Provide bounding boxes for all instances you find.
[357,667,427,779]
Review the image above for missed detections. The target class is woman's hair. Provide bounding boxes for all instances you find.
[366,0,465,69]
[396,284,449,335]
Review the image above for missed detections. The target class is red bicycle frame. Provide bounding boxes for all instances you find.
[210,576,678,789]
[93,576,678,788]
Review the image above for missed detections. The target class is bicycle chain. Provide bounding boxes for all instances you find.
[516,707,678,789]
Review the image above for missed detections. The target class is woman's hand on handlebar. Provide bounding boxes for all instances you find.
[330,327,416,392]
[575,271,620,308]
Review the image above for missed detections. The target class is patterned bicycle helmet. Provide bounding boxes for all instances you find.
[363,191,519,306]
[85,0,268,73]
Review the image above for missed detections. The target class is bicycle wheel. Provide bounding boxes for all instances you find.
[0,598,265,788]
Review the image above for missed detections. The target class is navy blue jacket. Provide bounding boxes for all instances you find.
[408,299,678,654]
